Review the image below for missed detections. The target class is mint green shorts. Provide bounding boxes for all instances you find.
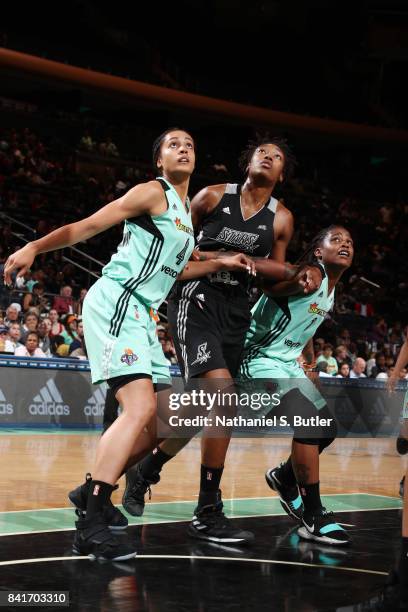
[239,356,326,411]
[83,276,170,386]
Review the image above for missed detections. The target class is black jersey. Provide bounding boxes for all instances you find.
[197,183,277,295]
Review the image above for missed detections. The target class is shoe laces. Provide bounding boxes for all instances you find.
[198,505,229,528]
[130,477,152,501]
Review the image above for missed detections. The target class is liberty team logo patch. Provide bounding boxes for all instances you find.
[174,217,194,236]
[191,342,211,366]
[121,348,139,366]
[308,302,327,317]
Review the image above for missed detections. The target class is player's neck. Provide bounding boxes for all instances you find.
[163,173,190,205]
[325,265,344,293]
[242,177,276,207]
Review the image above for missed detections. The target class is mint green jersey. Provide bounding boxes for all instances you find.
[241,271,334,374]
[102,178,194,312]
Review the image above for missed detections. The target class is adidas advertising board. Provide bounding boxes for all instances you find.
[29,379,70,416]
[84,385,107,418]
[0,388,13,415]
[0,365,406,432]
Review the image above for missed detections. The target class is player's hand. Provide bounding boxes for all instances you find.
[3,244,36,287]
[386,375,398,395]
[218,253,256,276]
[295,265,323,294]
[191,249,203,262]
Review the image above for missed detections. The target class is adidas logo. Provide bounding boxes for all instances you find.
[84,386,107,417]
[257,225,267,231]
[0,388,13,415]
[196,294,205,301]
[222,207,231,214]
[172,203,178,210]
[318,291,323,297]
[29,379,70,416]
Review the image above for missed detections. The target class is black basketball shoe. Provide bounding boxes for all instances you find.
[265,465,303,521]
[69,473,128,530]
[298,508,350,546]
[72,511,136,561]
[187,490,254,545]
[122,464,160,517]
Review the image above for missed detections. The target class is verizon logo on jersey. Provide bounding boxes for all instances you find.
[216,227,259,252]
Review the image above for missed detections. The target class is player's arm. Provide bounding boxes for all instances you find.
[262,266,323,297]
[3,181,164,285]
[387,338,408,394]
[178,253,256,280]
[188,184,227,262]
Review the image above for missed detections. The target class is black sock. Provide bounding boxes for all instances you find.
[85,480,115,519]
[278,457,297,487]
[139,447,173,480]
[399,537,408,576]
[198,465,224,507]
[299,481,323,514]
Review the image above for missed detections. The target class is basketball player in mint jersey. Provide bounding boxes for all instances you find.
[3,128,253,562]
[387,341,408,600]
[124,137,323,544]
[241,225,354,546]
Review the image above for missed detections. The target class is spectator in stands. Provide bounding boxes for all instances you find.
[316,343,338,376]
[53,285,74,316]
[37,318,52,356]
[0,325,14,353]
[350,357,367,378]
[337,328,351,347]
[61,314,79,346]
[69,318,86,357]
[15,331,46,358]
[371,317,388,345]
[4,303,21,327]
[22,281,49,314]
[7,322,23,352]
[74,288,87,316]
[50,335,70,358]
[370,353,387,379]
[20,311,39,343]
[334,345,352,368]
[48,308,65,338]
[79,130,96,152]
[316,361,332,377]
[336,363,350,378]
[99,136,119,158]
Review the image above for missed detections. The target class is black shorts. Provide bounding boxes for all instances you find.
[167,280,251,379]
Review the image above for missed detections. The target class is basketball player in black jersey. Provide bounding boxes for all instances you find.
[122,137,323,544]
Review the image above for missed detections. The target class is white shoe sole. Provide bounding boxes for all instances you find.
[297,526,350,546]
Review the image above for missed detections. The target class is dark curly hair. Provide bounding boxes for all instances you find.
[238,134,297,182]
[152,127,194,176]
[297,225,351,265]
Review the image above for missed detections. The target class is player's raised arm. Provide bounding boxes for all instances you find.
[3,181,164,285]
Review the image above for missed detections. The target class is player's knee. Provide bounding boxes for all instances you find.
[294,405,337,451]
